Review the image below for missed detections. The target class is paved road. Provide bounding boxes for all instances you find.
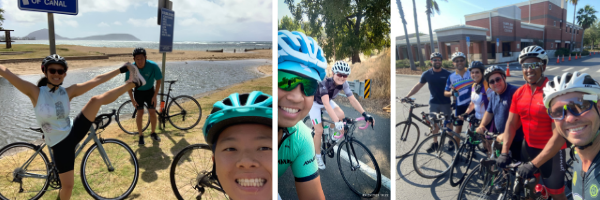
[394,55,600,199]
[279,103,391,200]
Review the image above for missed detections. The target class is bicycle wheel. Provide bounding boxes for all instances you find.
[337,140,381,197]
[81,139,139,199]
[457,164,504,200]
[449,143,475,187]
[396,121,420,158]
[170,144,226,200]
[167,95,202,130]
[0,142,50,200]
[116,100,150,135]
[412,133,457,178]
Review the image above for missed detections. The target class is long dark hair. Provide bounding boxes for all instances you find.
[37,77,49,87]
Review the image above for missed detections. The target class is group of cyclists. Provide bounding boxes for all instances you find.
[404,45,600,199]
[0,47,274,200]
[277,30,375,199]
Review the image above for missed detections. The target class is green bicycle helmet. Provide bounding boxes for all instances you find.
[203,91,272,149]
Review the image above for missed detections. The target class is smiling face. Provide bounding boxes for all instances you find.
[470,68,482,83]
[521,57,544,84]
[278,86,314,127]
[333,72,347,85]
[453,57,466,71]
[214,124,272,200]
[45,64,67,86]
[551,92,600,147]
[488,73,506,94]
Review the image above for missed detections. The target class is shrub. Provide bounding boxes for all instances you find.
[555,48,570,57]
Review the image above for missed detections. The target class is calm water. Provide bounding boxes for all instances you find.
[13,40,272,52]
[0,59,271,147]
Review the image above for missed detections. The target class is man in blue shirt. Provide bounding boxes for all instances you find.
[125,47,163,145]
[405,52,452,152]
[476,66,523,158]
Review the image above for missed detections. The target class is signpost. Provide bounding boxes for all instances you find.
[466,36,470,62]
[19,0,78,54]
[158,7,174,103]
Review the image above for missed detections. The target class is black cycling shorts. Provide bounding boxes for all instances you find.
[134,87,155,110]
[51,113,93,174]
[453,104,470,126]
[522,140,566,195]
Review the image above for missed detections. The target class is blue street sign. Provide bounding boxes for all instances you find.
[466,36,470,43]
[159,8,175,53]
[18,0,78,15]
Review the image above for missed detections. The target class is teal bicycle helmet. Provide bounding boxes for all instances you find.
[203,91,272,148]
[278,30,327,81]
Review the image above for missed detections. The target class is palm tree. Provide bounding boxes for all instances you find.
[397,0,416,70]
[577,5,597,50]
[0,8,4,30]
[566,0,579,51]
[425,0,447,55]
[412,0,425,67]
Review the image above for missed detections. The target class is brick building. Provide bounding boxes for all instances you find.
[396,0,583,64]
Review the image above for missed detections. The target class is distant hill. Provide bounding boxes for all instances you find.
[23,29,140,41]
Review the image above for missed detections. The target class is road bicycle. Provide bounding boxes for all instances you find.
[302,109,381,197]
[449,113,486,187]
[0,110,139,200]
[412,112,464,179]
[116,80,202,134]
[396,97,433,158]
[169,144,226,200]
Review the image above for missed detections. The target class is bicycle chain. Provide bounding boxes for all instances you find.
[48,163,61,189]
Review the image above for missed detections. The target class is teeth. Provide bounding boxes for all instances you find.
[236,178,265,187]
[569,126,585,132]
[281,107,299,114]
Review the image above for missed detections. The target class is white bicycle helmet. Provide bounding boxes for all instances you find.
[543,72,600,108]
[332,61,351,75]
[451,52,466,61]
[519,45,549,65]
[430,52,443,60]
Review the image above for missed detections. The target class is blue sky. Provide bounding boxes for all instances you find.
[393,0,600,38]
[1,0,272,41]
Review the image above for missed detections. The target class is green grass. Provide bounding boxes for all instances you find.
[0,44,102,60]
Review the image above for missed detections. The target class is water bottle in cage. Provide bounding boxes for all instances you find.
[160,100,166,113]
[323,125,330,140]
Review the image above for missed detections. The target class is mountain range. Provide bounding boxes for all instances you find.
[23,29,140,41]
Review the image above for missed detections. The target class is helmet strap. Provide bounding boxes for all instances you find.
[47,81,62,93]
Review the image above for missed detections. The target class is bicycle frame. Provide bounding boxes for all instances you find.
[129,81,189,129]
[17,125,115,183]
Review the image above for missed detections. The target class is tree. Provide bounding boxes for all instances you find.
[0,8,4,30]
[566,0,579,51]
[577,5,597,49]
[584,21,600,48]
[411,0,425,67]
[397,0,416,70]
[425,0,447,55]
[284,0,390,63]
[278,15,301,31]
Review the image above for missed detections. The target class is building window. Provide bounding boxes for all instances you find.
[554,21,556,26]
[551,43,554,48]
[549,4,552,10]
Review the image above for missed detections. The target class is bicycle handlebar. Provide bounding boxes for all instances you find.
[94,109,116,130]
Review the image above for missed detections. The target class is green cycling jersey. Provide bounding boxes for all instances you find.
[278,122,319,182]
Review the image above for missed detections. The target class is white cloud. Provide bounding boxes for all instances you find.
[98,22,110,27]
[147,1,158,7]
[56,20,79,27]
[127,17,158,27]
[114,21,123,25]
[180,18,201,26]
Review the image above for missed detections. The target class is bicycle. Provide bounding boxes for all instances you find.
[169,143,226,200]
[302,109,381,197]
[0,110,139,200]
[412,112,460,179]
[396,97,433,158]
[448,113,485,187]
[116,80,202,134]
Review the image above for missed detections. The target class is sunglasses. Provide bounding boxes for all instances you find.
[336,73,349,78]
[431,59,441,62]
[488,77,503,85]
[453,59,465,63]
[278,70,319,96]
[547,97,597,120]
[522,62,543,70]
[48,68,66,75]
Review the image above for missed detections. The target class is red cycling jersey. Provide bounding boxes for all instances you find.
[509,77,566,149]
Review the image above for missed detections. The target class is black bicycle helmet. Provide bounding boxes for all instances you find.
[41,54,68,73]
[468,61,485,73]
[483,65,506,82]
[132,47,147,57]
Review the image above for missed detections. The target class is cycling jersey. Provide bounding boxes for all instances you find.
[314,77,353,105]
[278,122,319,182]
[572,151,600,199]
[445,70,473,106]
[470,81,492,120]
[419,68,451,104]
[509,78,566,149]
